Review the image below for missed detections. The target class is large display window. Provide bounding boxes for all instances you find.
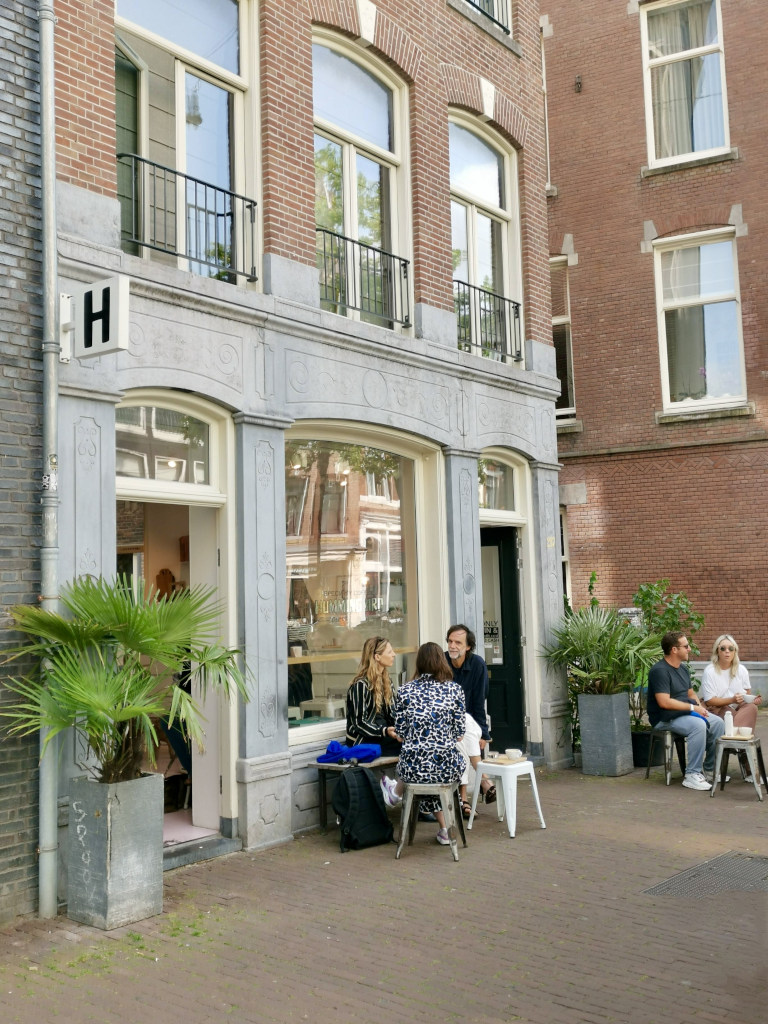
[285,439,418,730]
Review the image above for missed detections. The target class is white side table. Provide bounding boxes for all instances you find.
[710,736,767,801]
[467,759,546,838]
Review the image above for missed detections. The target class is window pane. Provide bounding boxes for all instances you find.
[651,53,724,158]
[357,154,390,250]
[117,0,239,73]
[550,262,568,318]
[647,1,718,58]
[314,135,344,234]
[476,213,503,293]
[313,45,392,151]
[451,201,469,282]
[285,440,417,724]
[553,324,575,412]
[665,300,741,402]
[478,459,514,511]
[661,241,734,302]
[449,123,503,208]
[116,406,210,483]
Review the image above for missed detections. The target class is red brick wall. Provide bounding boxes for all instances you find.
[545,1,768,657]
[53,0,550,341]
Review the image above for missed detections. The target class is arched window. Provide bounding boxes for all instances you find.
[450,118,521,362]
[313,39,410,327]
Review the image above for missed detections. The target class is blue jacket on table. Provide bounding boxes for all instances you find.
[445,650,490,741]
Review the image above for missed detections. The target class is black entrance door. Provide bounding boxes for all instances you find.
[480,527,525,751]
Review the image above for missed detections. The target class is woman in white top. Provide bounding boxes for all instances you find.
[701,633,762,732]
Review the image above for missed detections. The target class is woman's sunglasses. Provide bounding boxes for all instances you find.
[719,645,735,652]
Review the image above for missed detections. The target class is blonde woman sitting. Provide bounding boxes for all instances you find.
[345,636,402,756]
[701,633,762,731]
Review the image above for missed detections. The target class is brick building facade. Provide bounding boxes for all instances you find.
[544,0,768,665]
[0,0,44,923]
[2,0,568,917]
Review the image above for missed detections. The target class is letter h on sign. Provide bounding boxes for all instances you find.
[60,275,130,361]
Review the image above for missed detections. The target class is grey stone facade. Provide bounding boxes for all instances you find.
[0,0,43,924]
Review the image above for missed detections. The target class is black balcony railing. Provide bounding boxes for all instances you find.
[454,279,522,362]
[465,0,511,34]
[117,153,258,282]
[316,228,410,327]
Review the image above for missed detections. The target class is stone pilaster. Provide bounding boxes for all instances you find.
[443,448,483,635]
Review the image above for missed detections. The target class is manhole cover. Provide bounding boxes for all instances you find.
[644,852,768,897]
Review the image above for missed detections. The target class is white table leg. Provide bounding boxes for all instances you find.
[467,778,482,830]
[527,768,547,829]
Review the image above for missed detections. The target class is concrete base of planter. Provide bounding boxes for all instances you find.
[68,772,163,930]
[578,692,634,777]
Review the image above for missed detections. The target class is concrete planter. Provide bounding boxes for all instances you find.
[577,692,634,777]
[68,772,164,930]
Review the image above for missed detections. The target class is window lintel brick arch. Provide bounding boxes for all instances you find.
[440,62,529,149]
[309,1,424,82]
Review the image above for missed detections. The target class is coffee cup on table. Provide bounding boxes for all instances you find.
[505,748,522,759]
[290,645,303,658]
[737,727,753,739]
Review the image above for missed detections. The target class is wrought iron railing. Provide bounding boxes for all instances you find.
[316,228,410,327]
[464,0,511,34]
[117,153,258,282]
[454,280,522,362]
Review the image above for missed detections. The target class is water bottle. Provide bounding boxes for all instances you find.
[724,710,734,736]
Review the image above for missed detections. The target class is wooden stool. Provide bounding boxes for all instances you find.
[645,726,687,786]
[395,782,466,862]
[467,759,546,838]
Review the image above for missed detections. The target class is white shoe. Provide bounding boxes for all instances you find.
[380,776,402,807]
[703,770,730,784]
[682,772,711,791]
[743,774,754,784]
[435,828,450,846]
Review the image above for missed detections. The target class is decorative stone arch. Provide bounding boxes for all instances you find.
[439,62,529,149]
[309,0,424,83]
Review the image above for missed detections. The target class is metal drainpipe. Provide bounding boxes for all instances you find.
[37,0,60,920]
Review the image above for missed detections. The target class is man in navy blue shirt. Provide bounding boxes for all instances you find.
[445,624,495,814]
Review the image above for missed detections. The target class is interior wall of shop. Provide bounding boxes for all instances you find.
[545,0,768,660]
[0,0,44,924]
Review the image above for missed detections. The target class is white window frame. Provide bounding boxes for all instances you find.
[640,0,730,169]
[550,256,575,418]
[653,228,745,413]
[312,29,412,320]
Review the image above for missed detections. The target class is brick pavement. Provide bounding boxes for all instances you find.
[1,723,767,1024]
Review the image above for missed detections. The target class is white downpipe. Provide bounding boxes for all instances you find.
[37,0,60,920]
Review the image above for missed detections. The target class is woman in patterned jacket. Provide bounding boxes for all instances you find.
[380,642,466,846]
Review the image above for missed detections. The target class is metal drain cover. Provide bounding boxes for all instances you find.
[644,852,768,897]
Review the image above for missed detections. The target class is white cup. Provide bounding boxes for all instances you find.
[505,747,522,759]
[737,727,753,739]
[741,693,756,704]
[290,645,303,658]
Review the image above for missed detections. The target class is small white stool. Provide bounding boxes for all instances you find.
[467,759,546,838]
[396,782,466,862]
[710,736,767,801]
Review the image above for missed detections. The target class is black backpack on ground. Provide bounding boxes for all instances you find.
[331,766,395,852]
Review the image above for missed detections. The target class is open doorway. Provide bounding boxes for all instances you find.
[117,499,221,849]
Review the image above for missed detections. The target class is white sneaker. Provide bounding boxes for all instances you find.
[380,776,402,807]
[682,772,711,791]
[743,774,754,784]
[703,770,730,784]
[435,828,450,846]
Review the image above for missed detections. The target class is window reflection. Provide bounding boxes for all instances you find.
[117,0,240,73]
[285,440,417,726]
[116,406,210,483]
[478,459,514,510]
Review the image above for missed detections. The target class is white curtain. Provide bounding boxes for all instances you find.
[663,247,706,401]
[650,1,720,159]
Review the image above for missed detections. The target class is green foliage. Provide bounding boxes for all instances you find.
[632,578,705,655]
[0,575,249,784]
[542,606,662,696]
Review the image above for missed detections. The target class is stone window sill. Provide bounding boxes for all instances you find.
[446,0,522,56]
[655,401,754,425]
[556,418,583,434]
[641,148,739,179]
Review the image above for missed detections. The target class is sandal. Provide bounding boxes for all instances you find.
[460,799,472,820]
[483,784,497,805]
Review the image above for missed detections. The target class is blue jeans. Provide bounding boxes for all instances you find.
[656,713,725,774]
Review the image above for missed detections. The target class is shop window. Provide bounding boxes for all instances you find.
[285,440,418,732]
[450,117,522,362]
[653,231,745,410]
[641,0,729,168]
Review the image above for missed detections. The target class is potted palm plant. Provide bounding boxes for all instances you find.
[1,575,249,930]
[542,605,661,776]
